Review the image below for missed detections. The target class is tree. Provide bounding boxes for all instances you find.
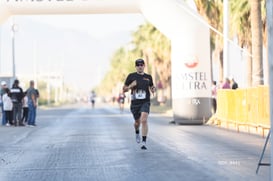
[97,23,172,104]
[196,0,265,86]
[230,0,265,86]
[230,0,252,86]
[250,0,264,86]
[195,0,224,81]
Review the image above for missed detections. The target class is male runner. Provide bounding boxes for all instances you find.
[123,58,156,150]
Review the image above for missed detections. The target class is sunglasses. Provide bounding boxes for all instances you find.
[136,63,144,67]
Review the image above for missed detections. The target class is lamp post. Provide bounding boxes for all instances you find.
[11,23,18,81]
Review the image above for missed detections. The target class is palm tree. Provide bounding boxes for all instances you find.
[97,23,172,101]
[230,0,252,86]
[230,0,265,86]
[250,0,264,86]
[196,0,264,87]
[195,0,224,81]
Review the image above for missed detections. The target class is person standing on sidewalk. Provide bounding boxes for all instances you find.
[0,81,7,126]
[10,79,24,126]
[211,80,217,114]
[2,88,13,126]
[21,92,28,124]
[26,80,39,127]
[230,77,238,90]
[123,58,156,150]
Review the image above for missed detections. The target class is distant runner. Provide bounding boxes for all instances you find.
[90,91,96,108]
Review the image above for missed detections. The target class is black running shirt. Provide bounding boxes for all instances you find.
[124,72,154,103]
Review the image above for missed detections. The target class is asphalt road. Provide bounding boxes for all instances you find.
[0,103,270,181]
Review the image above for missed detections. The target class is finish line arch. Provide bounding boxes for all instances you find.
[0,0,212,124]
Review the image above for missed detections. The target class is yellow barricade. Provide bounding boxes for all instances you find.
[247,87,259,125]
[214,86,270,135]
[258,86,270,126]
[215,89,226,121]
[234,89,248,125]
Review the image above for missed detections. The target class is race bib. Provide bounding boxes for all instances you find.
[135,90,146,99]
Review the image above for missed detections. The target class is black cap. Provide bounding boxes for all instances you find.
[135,59,145,65]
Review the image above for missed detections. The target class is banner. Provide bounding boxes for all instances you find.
[0,0,139,23]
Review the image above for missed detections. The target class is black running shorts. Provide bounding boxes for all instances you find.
[130,102,150,120]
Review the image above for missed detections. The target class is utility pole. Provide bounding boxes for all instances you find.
[11,22,18,81]
[12,25,16,80]
[266,0,273,178]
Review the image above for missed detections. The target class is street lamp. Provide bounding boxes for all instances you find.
[11,23,18,81]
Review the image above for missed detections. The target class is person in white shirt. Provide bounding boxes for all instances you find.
[1,81,7,125]
[2,88,13,126]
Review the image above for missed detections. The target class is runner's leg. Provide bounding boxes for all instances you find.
[134,119,141,143]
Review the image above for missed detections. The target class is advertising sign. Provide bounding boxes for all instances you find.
[172,32,211,99]
[171,25,212,124]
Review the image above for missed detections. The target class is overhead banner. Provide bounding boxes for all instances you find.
[0,0,140,23]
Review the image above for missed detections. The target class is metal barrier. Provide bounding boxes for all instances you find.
[210,86,270,137]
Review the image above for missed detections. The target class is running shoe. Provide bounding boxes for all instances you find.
[136,134,141,143]
[27,124,36,127]
[141,142,147,150]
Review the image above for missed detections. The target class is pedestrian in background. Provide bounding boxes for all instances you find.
[90,90,96,108]
[10,79,24,126]
[26,80,38,127]
[211,81,217,114]
[123,58,156,150]
[221,78,231,89]
[0,81,7,126]
[230,77,238,89]
[117,91,126,113]
[21,92,28,124]
[2,88,13,126]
